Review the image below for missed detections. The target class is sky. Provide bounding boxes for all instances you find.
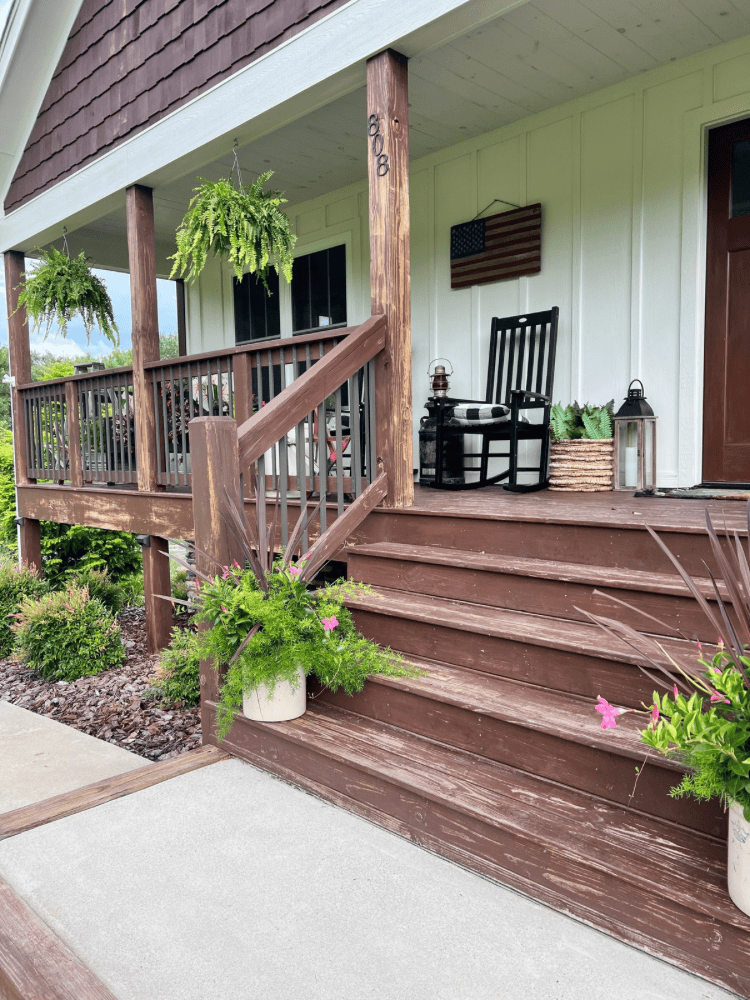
[0,0,178,360]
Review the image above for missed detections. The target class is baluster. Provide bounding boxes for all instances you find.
[80,383,91,482]
[256,453,267,568]
[368,360,377,484]
[334,384,344,514]
[95,377,105,482]
[152,370,162,486]
[350,372,362,498]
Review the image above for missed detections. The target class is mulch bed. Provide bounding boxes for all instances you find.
[0,607,202,762]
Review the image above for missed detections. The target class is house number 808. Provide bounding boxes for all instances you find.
[367,114,389,176]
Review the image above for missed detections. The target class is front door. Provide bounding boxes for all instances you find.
[703,118,750,484]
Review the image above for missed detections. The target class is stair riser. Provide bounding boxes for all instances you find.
[212,714,747,998]
[353,512,722,578]
[351,607,656,706]
[348,554,713,641]
[316,682,725,838]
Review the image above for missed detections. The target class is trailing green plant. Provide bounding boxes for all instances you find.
[550,401,613,441]
[12,581,125,681]
[590,504,750,821]
[170,486,419,740]
[148,626,201,706]
[17,247,118,344]
[0,564,49,657]
[169,171,296,287]
[68,567,126,615]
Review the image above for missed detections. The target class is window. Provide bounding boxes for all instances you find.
[233,270,280,344]
[291,244,347,334]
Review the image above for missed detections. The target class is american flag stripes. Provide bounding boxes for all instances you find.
[450,203,542,290]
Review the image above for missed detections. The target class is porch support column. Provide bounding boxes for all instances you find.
[4,251,41,572]
[126,183,171,652]
[366,48,413,508]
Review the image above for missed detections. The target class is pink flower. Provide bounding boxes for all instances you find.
[595,696,624,730]
[321,616,339,632]
[673,685,679,699]
[718,637,725,649]
[233,560,241,569]
[649,702,659,727]
[710,691,730,704]
[289,566,302,578]
[222,566,230,579]
[329,451,337,462]
[221,606,227,612]
[709,665,721,674]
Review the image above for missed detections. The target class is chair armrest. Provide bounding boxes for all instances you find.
[510,390,550,404]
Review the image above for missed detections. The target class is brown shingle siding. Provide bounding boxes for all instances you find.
[6,0,347,212]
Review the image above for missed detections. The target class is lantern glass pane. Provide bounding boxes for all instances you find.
[617,420,639,489]
[644,421,655,489]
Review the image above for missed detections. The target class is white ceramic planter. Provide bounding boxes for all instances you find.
[242,666,306,722]
[728,801,750,917]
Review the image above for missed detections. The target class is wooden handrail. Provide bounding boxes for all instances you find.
[17,365,135,392]
[237,313,387,472]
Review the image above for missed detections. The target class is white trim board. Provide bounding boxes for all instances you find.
[0,0,529,253]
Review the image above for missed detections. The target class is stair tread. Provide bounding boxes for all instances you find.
[239,702,748,932]
[346,540,719,599]
[348,586,696,665]
[365,656,680,770]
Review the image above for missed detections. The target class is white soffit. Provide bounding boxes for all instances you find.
[0,0,530,253]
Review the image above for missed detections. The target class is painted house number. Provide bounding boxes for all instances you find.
[367,114,389,176]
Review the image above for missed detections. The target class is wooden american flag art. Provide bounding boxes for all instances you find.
[450,203,542,290]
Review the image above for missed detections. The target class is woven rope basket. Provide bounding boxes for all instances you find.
[549,438,614,492]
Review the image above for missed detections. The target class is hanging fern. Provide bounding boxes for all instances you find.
[169,171,296,288]
[17,247,119,344]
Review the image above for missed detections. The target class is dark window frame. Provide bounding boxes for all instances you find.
[291,243,348,336]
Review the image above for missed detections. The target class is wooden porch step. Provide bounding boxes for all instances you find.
[347,586,689,706]
[346,541,717,639]
[316,658,726,838]
[354,500,729,577]
[211,701,750,998]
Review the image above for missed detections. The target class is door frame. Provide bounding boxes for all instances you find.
[680,98,750,487]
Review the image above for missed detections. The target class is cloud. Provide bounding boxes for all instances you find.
[29,335,91,359]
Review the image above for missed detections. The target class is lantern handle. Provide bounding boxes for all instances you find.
[628,379,644,394]
[427,358,454,376]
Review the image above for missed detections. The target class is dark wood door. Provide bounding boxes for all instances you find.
[703,118,750,483]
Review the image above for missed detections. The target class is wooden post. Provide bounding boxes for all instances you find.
[189,417,244,743]
[232,351,255,498]
[4,251,42,572]
[64,381,83,488]
[175,278,187,357]
[366,49,413,508]
[126,183,171,651]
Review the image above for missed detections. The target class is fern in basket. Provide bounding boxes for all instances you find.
[18,247,118,343]
[169,171,296,287]
[550,401,614,441]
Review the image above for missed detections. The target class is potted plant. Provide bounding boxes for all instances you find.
[549,401,614,491]
[170,494,417,737]
[17,245,119,344]
[591,507,750,917]
[169,167,296,287]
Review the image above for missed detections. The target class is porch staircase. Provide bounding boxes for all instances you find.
[208,495,750,998]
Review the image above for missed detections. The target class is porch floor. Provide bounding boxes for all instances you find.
[0,750,740,1000]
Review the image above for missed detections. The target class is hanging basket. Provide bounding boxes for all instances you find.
[549,438,614,492]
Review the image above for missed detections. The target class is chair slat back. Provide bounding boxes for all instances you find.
[486,308,559,407]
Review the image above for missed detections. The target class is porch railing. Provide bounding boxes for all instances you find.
[19,366,137,485]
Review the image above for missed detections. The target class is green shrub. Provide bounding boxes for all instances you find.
[0,564,49,657]
[12,582,125,681]
[118,571,144,608]
[69,567,125,615]
[38,523,141,586]
[171,569,189,603]
[148,626,201,705]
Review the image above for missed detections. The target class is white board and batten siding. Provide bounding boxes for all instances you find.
[186,35,750,487]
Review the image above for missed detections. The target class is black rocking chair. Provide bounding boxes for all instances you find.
[432,307,559,492]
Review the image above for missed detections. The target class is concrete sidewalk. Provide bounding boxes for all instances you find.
[0,750,740,1000]
[0,701,148,813]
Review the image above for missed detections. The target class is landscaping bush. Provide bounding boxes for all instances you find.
[12,582,125,681]
[148,626,201,706]
[119,571,145,608]
[38,522,141,586]
[0,564,49,657]
[69,567,126,615]
[171,569,189,604]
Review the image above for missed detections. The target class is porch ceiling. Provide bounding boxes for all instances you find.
[61,0,750,272]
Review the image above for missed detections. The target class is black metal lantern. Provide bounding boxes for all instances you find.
[613,379,657,491]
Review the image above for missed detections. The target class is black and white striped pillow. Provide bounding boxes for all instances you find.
[449,404,511,426]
